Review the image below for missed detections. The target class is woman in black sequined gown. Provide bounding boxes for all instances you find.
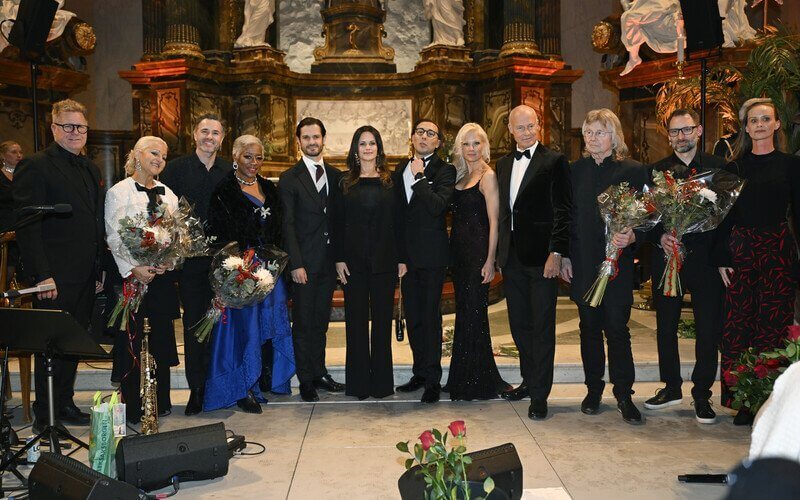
[445,123,510,400]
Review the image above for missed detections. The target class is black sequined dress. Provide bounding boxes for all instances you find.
[446,183,506,400]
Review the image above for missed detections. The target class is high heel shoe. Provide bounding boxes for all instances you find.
[237,391,263,414]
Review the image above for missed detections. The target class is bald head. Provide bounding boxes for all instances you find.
[508,105,540,150]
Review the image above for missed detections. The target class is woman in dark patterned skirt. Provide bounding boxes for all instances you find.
[714,98,800,425]
[445,123,510,400]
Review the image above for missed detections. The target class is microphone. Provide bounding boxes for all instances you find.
[0,283,56,299]
[15,204,72,215]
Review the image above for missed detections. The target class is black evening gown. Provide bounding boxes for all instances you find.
[446,183,506,400]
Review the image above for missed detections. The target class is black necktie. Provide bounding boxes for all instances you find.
[135,183,165,215]
[314,164,327,208]
[514,149,531,161]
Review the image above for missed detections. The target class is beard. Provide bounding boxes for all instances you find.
[673,140,696,153]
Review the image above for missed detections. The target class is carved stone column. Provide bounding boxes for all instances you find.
[535,0,560,57]
[161,0,204,60]
[500,0,540,58]
[142,0,165,61]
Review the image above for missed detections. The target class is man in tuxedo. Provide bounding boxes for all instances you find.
[13,99,104,433]
[394,119,456,404]
[279,117,345,402]
[644,108,726,424]
[496,105,571,420]
[160,114,232,415]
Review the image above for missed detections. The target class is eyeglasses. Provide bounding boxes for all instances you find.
[242,154,264,162]
[583,129,610,138]
[667,125,698,137]
[54,123,89,134]
[414,128,438,138]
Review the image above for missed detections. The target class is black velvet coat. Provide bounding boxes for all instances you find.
[208,171,283,249]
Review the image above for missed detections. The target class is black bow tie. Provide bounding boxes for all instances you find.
[135,183,165,214]
[514,149,531,161]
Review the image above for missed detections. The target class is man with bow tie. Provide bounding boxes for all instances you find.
[496,105,571,420]
[394,119,456,404]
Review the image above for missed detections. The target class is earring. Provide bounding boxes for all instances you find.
[135,159,142,171]
[354,153,360,167]
[233,162,238,170]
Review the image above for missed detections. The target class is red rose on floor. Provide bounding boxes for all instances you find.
[723,370,738,387]
[419,431,435,451]
[787,325,800,341]
[754,364,769,379]
[737,364,749,373]
[448,420,466,438]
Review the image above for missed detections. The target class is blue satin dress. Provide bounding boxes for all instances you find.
[203,193,295,411]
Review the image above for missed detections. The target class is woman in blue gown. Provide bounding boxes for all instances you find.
[204,134,295,413]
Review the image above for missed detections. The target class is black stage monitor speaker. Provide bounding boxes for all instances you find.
[7,0,59,60]
[115,422,230,491]
[679,0,724,52]
[28,452,141,500]
[398,442,523,500]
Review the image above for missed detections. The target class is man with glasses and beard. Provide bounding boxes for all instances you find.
[644,109,726,424]
[393,119,456,404]
[279,117,345,402]
[160,114,233,415]
[14,99,104,433]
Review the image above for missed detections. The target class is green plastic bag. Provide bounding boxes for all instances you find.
[89,391,121,477]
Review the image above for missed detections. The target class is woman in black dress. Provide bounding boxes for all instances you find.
[445,123,509,400]
[714,98,800,425]
[0,141,23,278]
[334,125,406,400]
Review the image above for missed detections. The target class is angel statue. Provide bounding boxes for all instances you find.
[235,0,275,48]
[423,0,465,47]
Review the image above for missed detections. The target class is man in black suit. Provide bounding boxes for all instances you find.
[160,114,232,415]
[394,119,456,404]
[13,99,103,433]
[643,109,726,424]
[496,105,571,420]
[279,117,345,402]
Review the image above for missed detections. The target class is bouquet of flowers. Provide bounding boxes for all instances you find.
[172,196,215,260]
[584,182,660,308]
[194,242,289,342]
[650,169,744,296]
[724,325,800,415]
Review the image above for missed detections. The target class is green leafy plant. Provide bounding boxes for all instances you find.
[397,421,494,500]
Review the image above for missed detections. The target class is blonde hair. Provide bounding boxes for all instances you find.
[581,108,629,161]
[730,97,785,161]
[124,136,168,176]
[452,123,491,181]
[51,99,87,122]
[232,134,264,159]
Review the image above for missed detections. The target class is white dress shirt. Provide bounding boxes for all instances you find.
[403,154,433,203]
[509,141,539,230]
[302,155,328,197]
[105,177,179,278]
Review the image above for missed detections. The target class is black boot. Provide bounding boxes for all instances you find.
[185,387,204,416]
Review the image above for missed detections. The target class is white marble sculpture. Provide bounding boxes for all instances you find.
[619,0,681,76]
[719,0,757,48]
[423,0,465,47]
[0,0,76,53]
[235,0,276,48]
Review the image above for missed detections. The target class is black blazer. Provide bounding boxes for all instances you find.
[208,171,282,249]
[278,159,342,274]
[334,177,399,274]
[392,155,456,268]
[496,144,571,268]
[13,143,104,284]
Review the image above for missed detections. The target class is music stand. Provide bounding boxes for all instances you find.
[0,308,110,474]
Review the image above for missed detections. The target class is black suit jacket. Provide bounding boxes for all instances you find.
[278,159,341,275]
[13,143,104,285]
[392,155,456,268]
[496,144,571,268]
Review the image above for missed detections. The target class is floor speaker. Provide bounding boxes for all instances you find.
[679,0,724,52]
[7,0,59,60]
[115,422,230,491]
[398,442,523,500]
[28,452,141,500]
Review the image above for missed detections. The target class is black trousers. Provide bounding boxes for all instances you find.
[290,269,336,384]
[651,250,723,401]
[343,269,396,398]
[577,303,635,399]
[402,266,446,387]
[503,248,557,401]
[33,278,96,420]
[178,257,214,389]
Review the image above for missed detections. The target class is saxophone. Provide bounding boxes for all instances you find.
[140,318,159,435]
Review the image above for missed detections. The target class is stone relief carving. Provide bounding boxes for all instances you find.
[270,96,288,155]
[483,90,511,152]
[157,89,181,152]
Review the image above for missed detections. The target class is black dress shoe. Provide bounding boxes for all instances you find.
[397,377,425,393]
[733,408,754,426]
[581,392,602,415]
[237,391,263,414]
[496,381,513,394]
[500,384,529,401]
[617,397,643,425]
[313,374,345,393]
[421,385,440,404]
[158,408,172,418]
[185,388,204,416]
[643,386,683,410]
[299,382,320,402]
[528,399,548,420]
[59,404,90,425]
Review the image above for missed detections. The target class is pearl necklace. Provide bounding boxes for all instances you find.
[2,166,14,175]
[235,173,257,186]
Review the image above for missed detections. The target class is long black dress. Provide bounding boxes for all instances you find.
[446,183,506,400]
